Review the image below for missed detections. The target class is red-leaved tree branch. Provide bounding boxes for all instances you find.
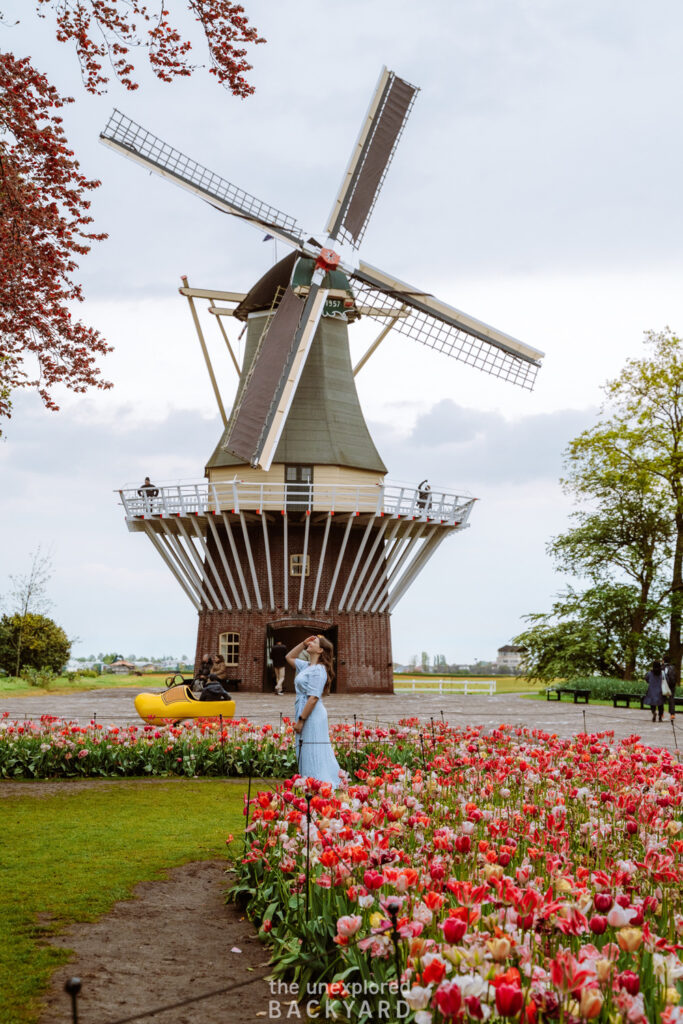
[0,1,264,423]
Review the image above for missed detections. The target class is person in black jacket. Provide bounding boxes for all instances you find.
[271,640,287,695]
[644,661,665,723]
[662,656,678,721]
[191,653,213,695]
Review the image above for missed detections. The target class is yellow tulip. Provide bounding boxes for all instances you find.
[617,927,643,952]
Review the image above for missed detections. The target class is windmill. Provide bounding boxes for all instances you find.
[102,67,544,694]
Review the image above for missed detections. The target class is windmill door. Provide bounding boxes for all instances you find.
[285,465,313,512]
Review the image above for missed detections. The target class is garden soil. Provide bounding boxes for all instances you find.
[38,860,299,1024]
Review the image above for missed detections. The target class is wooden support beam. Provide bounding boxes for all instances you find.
[160,523,213,611]
[177,519,224,610]
[207,516,243,609]
[355,520,401,610]
[221,513,251,609]
[361,528,413,612]
[144,525,201,610]
[324,515,354,611]
[181,275,228,428]
[179,286,246,302]
[239,512,262,610]
[210,300,241,375]
[298,512,311,611]
[353,307,406,376]
[345,518,390,611]
[337,515,377,611]
[310,513,332,612]
[261,512,275,611]
[283,513,288,611]
[190,517,232,610]
[385,530,450,611]
[369,523,426,613]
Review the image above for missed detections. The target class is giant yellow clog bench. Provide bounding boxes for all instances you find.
[134,684,236,726]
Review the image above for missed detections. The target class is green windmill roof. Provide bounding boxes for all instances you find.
[207,256,387,474]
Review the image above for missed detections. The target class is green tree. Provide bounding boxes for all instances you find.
[5,548,53,678]
[568,328,683,677]
[0,613,70,674]
[514,584,667,682]
[550,467,673,678]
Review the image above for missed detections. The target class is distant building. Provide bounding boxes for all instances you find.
[108,659,138,674]
[495,645,526,672]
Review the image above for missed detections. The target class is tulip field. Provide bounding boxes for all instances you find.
[2,712,682,1022]
[231,722,683,1023]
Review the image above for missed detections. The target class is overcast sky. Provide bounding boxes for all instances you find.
[2,0,683,663]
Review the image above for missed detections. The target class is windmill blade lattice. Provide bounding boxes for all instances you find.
[326,69,418,249]
[100,110,304,248]
[350,264,543,390]
[224,284,329,470]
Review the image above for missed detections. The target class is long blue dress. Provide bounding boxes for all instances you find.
[294,658,341,788]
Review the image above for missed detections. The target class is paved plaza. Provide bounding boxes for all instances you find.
[1,685,681,754]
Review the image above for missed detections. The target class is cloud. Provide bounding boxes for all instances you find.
[370,400,597,487]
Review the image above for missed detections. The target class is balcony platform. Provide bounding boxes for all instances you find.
[118,480,475,530]
[116,480,476,615]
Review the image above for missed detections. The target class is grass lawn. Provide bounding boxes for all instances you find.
[0,778,257,1024]
[0,673,170,698]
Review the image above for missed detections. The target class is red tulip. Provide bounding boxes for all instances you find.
[422,959,447,986]
[434,981,463,1020]
[363,869,384,890]
[619,970,640,996]
[495,983,524,1018]
[442,917,467,943]
[589,915,607,935]
[465,995,484,1019]
[594,892,612,912]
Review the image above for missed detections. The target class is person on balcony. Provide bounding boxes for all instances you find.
[416,479,432,511]
[137,477,159,512]
[287,635,341,788]
[138,476,159,498]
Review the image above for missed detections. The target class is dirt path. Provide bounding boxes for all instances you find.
[38,861,291,1024]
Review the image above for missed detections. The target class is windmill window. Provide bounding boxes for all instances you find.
[289,554,310,577]
[218,632,240,666]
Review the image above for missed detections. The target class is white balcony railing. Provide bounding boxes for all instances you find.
[117,480,475,528]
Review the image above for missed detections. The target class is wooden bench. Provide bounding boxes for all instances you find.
[612,693,683,709]
[546,687,590,703]
[612,693,645,708]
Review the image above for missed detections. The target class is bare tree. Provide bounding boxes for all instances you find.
[6,548,54,678]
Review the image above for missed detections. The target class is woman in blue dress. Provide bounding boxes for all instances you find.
[287,635,341,789]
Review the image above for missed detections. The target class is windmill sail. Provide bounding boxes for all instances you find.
[350,262,544,390]
[326,68,418,249]
[100,110,304,250]
[224,285,329,470]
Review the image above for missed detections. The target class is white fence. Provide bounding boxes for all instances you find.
[395,678,497,695]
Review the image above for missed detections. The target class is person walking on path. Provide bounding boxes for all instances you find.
[286,635,341,789]
[271,640,287,695]
[662,656,678,721]
[644,660,665,723]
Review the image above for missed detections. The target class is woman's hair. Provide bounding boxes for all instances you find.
[652,660,662,674]
[213,654,225,664]
[316,635,335,690]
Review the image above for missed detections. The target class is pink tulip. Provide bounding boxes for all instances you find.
[336,915,362,938]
